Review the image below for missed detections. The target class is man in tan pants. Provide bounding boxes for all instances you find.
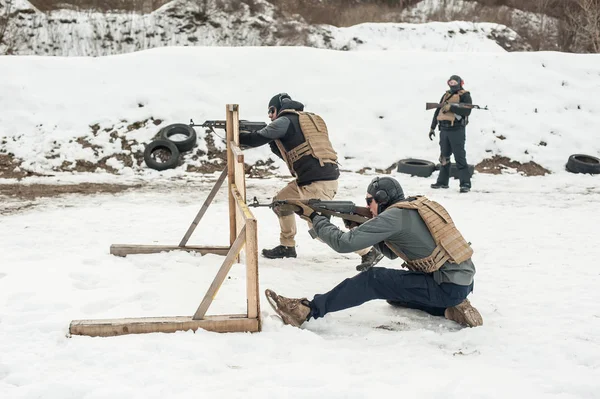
[239,93,381,269]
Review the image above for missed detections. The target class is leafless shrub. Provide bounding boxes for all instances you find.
[0,0,13,54]
[29,0,170,12]
[566,0,600,52]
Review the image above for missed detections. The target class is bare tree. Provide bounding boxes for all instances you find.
[0,0,13,53]
[567,0,600,52]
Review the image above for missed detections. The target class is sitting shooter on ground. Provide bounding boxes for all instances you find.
[265,176,483,328]
[239,93,382,270]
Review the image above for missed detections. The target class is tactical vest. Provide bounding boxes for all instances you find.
[436,90,468,127]
[384,196,473,273]
[274,110,338,177]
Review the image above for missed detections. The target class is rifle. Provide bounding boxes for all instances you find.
[189,119,267,135]
[248,197,373,225]
[425,102,488,111]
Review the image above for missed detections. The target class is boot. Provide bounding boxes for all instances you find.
[265,289,311,327]
[444,299,483,327]
[356,247,384,271]
[459,186,470,193]
[431,183,449,189]
[262,245,297,259]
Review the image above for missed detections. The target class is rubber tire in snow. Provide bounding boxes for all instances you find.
[450,163,475,179]
[566,154,600,175]
[158,123,197,152]
[396,159,436,177]
[144,139,180,171]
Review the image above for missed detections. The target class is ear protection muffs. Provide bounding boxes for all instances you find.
[372,177,389,204]
[279,93,291,105]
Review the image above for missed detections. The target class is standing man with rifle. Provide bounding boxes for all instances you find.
[239,93,382,270]
[429,75,473,193]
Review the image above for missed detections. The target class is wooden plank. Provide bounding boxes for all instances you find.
[245,218,260,319]
[231,184,255,221]
[69,315,259,337]
[110,245,230,257]
[232,108,245,204]
[193,226,246,320]
[230,142,244,163]
[226,104,236,250]
[178,168,227,247]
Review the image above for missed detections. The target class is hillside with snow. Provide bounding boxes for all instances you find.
[0,0,525,56]
[1,46,599,179]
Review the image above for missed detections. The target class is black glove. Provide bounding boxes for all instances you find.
[429,128,436,141]
[344,219,360,229]
[287,200,316,222]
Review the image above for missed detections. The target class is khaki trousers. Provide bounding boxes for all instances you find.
[274,179,370,257]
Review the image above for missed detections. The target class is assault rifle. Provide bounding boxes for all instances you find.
[248,197,373,225]
[425,102,488,111]
[189,119,267,134]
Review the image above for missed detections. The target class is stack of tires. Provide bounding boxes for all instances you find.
[144,124,197,171]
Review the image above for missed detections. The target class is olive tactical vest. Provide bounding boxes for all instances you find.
[384,196,473,273]
[274,110,338,176]
[436,89,468,126]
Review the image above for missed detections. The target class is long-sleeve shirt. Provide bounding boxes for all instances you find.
[311,207,475,286]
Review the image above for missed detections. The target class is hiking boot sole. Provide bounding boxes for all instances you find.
[264,289,302,327]
[445,299,483,327]
[261,251,297,259]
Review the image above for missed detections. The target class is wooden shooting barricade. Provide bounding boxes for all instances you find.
[69,104,261,336]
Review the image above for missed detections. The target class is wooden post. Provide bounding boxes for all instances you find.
[226,104,237,250]
[179,168,227,247]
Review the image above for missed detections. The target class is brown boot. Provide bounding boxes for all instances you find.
[265,289,311,327]
[444,299,483,327]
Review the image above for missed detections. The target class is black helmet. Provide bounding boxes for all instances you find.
[367,176,405,212]
[268,93,291,113]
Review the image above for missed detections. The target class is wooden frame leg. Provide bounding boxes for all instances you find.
[193,226,247,320]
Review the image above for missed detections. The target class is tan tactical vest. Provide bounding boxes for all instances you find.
[436,89,468,126]
[384,196,473,273]
[274,110,338,176]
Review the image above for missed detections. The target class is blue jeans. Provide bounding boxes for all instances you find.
[310,267,473,319]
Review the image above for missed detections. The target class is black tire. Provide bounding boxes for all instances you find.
[566,154,600,174]
[144,139,180,171]
[158,123,197,152]
[396,159,436,177]
[450,163,475,179]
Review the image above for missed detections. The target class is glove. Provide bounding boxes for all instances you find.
[428,128,436,141]
[344,219,360,229]
[441,103,452,113]
[286,200,316,222]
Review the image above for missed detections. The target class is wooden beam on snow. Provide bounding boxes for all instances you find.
[69,315,259,337]
[110,245,230,257]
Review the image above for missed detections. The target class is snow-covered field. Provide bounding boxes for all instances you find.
[1,13,600,398]
[1,171,600,398]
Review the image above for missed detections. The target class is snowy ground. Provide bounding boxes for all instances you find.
[1,171,600,398]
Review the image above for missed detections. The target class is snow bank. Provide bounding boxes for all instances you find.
[1,46,599,179]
